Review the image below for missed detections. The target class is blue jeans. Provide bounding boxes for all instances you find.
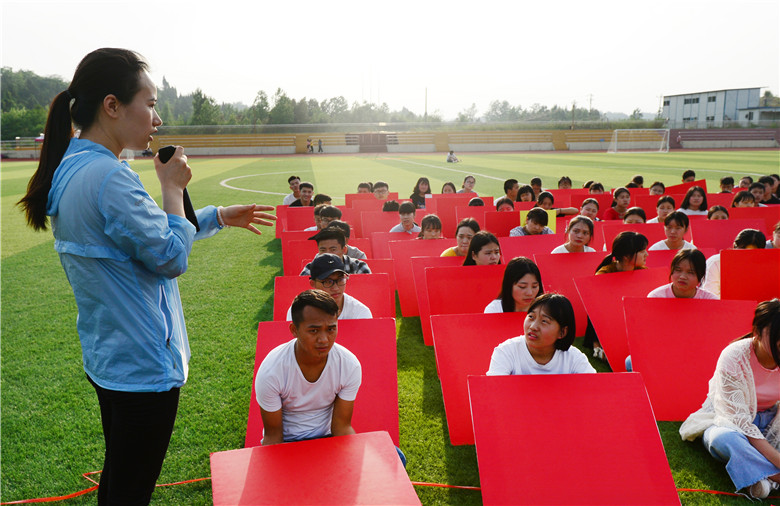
[703,406,780,491]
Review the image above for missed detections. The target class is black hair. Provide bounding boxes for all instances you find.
[611,187,630,208]
[455,217,481,237]
[682,169,696,181]
[417,214,442,238]
[517,184,535,202]
[527,293,577,351]
[740,176,754,185]
[530,177,542,186]
[596,231,649,271]
[290,289,339,326]
[707,205,729,219]
[680,186,707,211]
[581,198,600,210]
[288,175,301,184]
[468,197,485,207]
[650,181,666,193]
[495,196,515,211]
[299,182,314,191]
[19,48,149,231]
[312,193,331,206]
[399,201,416,215]
[357,182,373,192]
[583,180,593,189]
[733,229,767,249]
[631,175,644,186]
[625,182,639,189]
[373,181,389,190]
[731,190,755,207]
[749,182,766,193]
[463,231,500,266]
[537,191,554,206]
[623,207,646,222]
[312,228,346,247]
[738,299,780,368]
[441,182,457,193]
[382,200,400,212]
[719,176,734,186]
[504,179,519,193]
[657,195,676,208]
[557,176,572,188]
[588,182,605,193]
[319,205,342,219]
[669,249,707,283]
[566,215,594,245]
[663,211,690,229]
[325,220,351,239]
[413,177,431,196]
[526,207,549,226]
[758,175,775,187]
[462,175,476,185]
[499,257,544,312]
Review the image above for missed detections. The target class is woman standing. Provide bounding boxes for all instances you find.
[17,49,275,505]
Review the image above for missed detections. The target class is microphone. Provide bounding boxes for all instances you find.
[158,145,200,231]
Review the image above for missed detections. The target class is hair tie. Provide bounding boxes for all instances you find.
[64,89,72,100]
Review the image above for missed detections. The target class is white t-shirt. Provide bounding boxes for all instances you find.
[551,244,596,254]
[648,239,695,251]
[647,217,660,223]
[701,253,721,298]
[283,193,297,206]
[484,299,504,313]
[286,293,372,321]
[647,282,718,299]
[304,226,317,231]
[389,223,421,234]
[346,245,367,260]
[486,336,596,375]
[254,339,361,442]
[677,208,708,216]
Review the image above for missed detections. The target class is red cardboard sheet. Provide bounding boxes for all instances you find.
[370,232,417,260]
[410,256,469,345]
[689,218,766,251]
[390,238,455,317]
[721,249,780,302]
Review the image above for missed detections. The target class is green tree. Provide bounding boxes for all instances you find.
[457,103,479,122]
[268,88,294,124]
[190,89,220,125]
[630,108,643,120]
[1,107,48,139]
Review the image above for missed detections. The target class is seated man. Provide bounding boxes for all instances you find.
[758,175,780,204]
[256,289,361,444]
[304,204,327,232]
[719,176,734,193]
[283,175,301,205]
[286,254,372,320]
[682,169,696,183]
[373,181,390,200]
[326,220,367,259]
[312,194,332,207]
[306,205,343,232]
[509,207,554,237]
[301,228,371,275]
[289,182,314,207]
[389,202,421,234]
[502,178,519,201]
[446,150,460,163]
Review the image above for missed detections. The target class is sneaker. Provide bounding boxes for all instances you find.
[593,346,605,360]
[747,479,771,499]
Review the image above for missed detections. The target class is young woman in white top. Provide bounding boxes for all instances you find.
[647,249,717,299]
[679,299,780,499]
[649,211,695,251]
[487,293,595,375]
[647,195,676,224]
[551,215,596,253]
[484,257,543,313]
[678,186,709,216]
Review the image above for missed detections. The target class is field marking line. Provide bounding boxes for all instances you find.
[220,173,289,195]
[387,158,505,182]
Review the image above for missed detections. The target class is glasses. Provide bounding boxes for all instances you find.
[317,275,348,288]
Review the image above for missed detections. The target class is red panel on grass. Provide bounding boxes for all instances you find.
[455,205,488,230]
[484,211,521,237]
[730,206,780,235]
[468,374,680,505]
[358,210,429,239]
[280,230,316,255]
[721,249,780,301]
[344,192,399,208]
[411,256,471,346]
[706,193,735,209]
[532,252,603,336]
[570,193,613,220]
[272,274,394,321]
[246,318,399,447]
[623,297,755,420]
[213,432,419,505]
[423,265,506,347]
[434,196,493,236]
[689,218,766,251]
[574,268,669,372]
[285,207,315,231]
[431,313,524,445]
[666,179,707,194]
[634,195,666,219]
[370,232,417,260]
[498,235,566,260]
[275,205,288,238]
[390,238,455,316]
[283,239,317,276]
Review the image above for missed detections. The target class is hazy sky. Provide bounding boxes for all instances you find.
[2,0,778,120]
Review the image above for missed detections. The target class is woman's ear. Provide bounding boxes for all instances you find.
[558,326,567,339]
[102,94,120,118]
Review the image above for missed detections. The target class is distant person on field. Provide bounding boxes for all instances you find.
[446,151,460,163]
[758,176,780,204]
[495,197,515,212]
[603,187,631,220]
[537,191,577,216]
[357,182,373,194]
[720,176,735,193]
[623,207,646,224]
[739,176,753,189]
[732,191,756,208]
[305,205,342,231]
[305,204,326,231]
[530,177,543,196]
[631,175,644,188]
[510,207,553,237]
[749,183,767,207]
[317,138,323,153]
[588,182,605,194]
[382,200,400,212]
[678,186,708,215]
[283,176,301,205]
[579,198,600,221]
[301,228,371,275]
[389,202,421,234]
[325,220,366,259]
[289,182,314,207]
[557,176,572,190]
[707,206,729,220]
[458,175,475,193]
[468,197,485,206]
[312,194,332,207]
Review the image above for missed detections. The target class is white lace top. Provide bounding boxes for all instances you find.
[679,338,780,449]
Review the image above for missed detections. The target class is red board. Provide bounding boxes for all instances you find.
[532,252,604,336]
[285,206,316,231]
[370,232,417,259]
[721,249,780,302]
[454,205,489,230]
[730,206,780,236]
[431,312,525,445]
[275,205,288,238]
[666,179,708,194]
[390,238,455,317]
[432,196,494,236]
[574,268,669,372]
[623,297,755,421]
[484,211,521,237]
[212,431,419,505]
[689,218,766,251]
[344,192,399,208]
[272,274,394,321]
[644,248,717,270]
[410,256,468,345]
[498,234,565,260]
[358,210,430,239]
[246,318,399,447]
[468,374,680,505]
[283,239,318,276]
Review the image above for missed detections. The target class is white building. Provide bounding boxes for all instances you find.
[661,87,775,128]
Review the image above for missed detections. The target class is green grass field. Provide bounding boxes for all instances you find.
[2,150,779,504]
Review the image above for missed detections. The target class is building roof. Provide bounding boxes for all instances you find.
[663,87,760,99]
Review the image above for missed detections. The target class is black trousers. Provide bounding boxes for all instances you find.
[87,375,179,505]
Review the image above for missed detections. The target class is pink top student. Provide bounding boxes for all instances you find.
[647,250,717,300]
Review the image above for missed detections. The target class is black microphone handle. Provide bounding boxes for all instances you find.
[158,145,200,231]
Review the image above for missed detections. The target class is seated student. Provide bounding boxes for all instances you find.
[647,249,717,299]
[759,175,780,204]
[462,231,501,266]
[579,198,600,221]
[503,179,520,201]
[647,195,676,223]
[768,221,780,249]
[417,214,442,239]
[325,220,366,259]
[312,194,332,207]
[357,182,373,194]
[732,190,756,208]
[679,186,708,216]
[536,191,577,216]
[552,215,596,253]
[530,177,543,197]
[468,197,485,206]
[509,207,554,237]
[517,184,536,202]
[487,293,596,375]
[446,150,460,163]
[495,196,515,212]
[289,182,314,207]
[305,204,327,231]
[679,299,780,499]
[623,207,647,224]
[558,176,573,190]
[583,180,593,190]
[649,211,695,251]
[389,202,421,234]
[283,175,301,205]
[307,204,343,232]
[701,229,767,298]
[625,182,639,189]
[739,176,753,189]
[749,183,768,207]
[301,229,371,275]
[707,205,729,220]
[373,181,390,200]
[457,175,476,193]
[286,255,372,320]
[484,257,543,313]
[441,218,480,257]
[256,289,362,445]
[382,200,400,212]
[649,181,666,196]
[682,169,696,183]
[441,182,457,194]
[631,175,644,188]
[720,176,735,193]
[602,187,631,220]
[410,177,431,209]
[588,182,605,194]
[585,231,649,358]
